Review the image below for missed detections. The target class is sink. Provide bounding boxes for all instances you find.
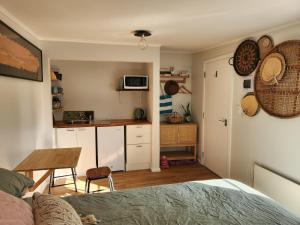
[98,120,112,125]
[65,120,91,125]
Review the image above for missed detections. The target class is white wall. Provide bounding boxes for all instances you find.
[51,60,149,120]
[192,22,300,185]
[160,51,192,120]
[42,41,161,172]
[0,9,53,170]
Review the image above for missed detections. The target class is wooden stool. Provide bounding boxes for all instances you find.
[85,167,115,193]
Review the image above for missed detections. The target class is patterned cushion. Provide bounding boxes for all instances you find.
[32,193,82,225]
[0,191,34,225]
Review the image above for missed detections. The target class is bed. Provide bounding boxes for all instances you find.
[1,166,299,225]
[63,179,300,225]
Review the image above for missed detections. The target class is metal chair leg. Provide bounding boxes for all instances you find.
[85,178,88,193]
[87,180,91,193]
[48,171,53,194]
[108,174,115,192]
[51,170,55,187]
[71,168,77,192]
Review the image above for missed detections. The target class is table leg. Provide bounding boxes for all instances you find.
[71,168,77,192]
[51,170,55,187]
[48,171,54,194]
[25,169,53,192]
[25,171,33,180]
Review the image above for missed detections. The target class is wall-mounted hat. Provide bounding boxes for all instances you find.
[259,53,286,85]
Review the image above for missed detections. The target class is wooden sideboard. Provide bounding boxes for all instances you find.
[160,123,197,161]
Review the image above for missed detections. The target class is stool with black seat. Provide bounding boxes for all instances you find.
[85,167,115,193]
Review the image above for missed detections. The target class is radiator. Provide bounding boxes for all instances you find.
[254,164,300,215]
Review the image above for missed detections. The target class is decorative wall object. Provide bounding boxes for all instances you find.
[259,53,286,85]
[241,92,260,117]
[257,35,274,59]
[0,20,43,82]
[254,40,300,118]
[164,80,179,95]
[232,39,260,76]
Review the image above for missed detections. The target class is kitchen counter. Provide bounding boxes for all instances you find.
[54,119,151,128]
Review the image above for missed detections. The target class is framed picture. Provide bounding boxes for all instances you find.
[0,20,43,82]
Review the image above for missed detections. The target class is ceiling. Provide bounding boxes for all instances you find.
[1,0,300,52]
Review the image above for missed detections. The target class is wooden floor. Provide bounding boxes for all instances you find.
[47,162,219,197]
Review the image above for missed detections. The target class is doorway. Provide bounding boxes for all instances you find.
[202,55,233,178]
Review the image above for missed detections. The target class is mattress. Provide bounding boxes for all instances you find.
[64,179,300,225]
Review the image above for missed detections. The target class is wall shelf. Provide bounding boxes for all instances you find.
[53,107,64,112]
[160,151,195,161]
[160,74,190,78]
[116,89,149,92]
[52,93,64,97]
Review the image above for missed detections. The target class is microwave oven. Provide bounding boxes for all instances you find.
[123,75,148,90]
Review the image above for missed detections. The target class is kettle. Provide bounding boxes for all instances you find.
[134,108,145,120]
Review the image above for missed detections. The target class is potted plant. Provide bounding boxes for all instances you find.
[181,103,192,122]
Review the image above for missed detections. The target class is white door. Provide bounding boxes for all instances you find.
[97,126,125,171]
[203,57,232,178]
[76,127,96,176]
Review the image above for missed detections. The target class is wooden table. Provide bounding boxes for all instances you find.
[15,147,81,193]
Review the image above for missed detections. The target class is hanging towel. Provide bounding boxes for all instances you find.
[160,95,173,115]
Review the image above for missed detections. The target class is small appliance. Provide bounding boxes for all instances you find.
[123,75,148,90]
[134,108,145,120]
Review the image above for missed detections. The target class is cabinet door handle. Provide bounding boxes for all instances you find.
[136,135,143,138]
[67,129,75,132]
[136,145,143,148]
[136,126,143,128]
[78,128,86,131]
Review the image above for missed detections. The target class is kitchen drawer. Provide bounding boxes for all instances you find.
[127,144,151,164]
[126,124,151,144]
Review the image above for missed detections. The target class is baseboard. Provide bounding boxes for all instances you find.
[198,159,204,165]
[151,167,161,172]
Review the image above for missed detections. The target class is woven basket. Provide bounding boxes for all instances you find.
[254,40,300,118]
[258,35,274,59]
[168,112,183,124]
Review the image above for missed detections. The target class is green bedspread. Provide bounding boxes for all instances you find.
[64,179,300,225]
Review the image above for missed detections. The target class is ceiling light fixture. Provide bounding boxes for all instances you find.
[133,30,152,50]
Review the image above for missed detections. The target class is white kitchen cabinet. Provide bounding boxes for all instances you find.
[56,128,77,147]
[76,127,96,176]
[126,124,151,171]
[55,127,96,176]
[97,126,125,171]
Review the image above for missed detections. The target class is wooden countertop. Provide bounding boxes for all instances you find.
[160,122,197,125]
[54,119,151,128]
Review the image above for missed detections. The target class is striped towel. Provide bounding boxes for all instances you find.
[160,95,173,115]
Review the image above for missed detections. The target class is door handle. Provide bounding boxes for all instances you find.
[218,119,228,126]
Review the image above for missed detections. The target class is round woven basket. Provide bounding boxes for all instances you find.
[164,80,179,95]
[254,40,300,118]
[168,112,183,124]
[241,93,260,117]
[233,39,260,76]
[258,35,274,59]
